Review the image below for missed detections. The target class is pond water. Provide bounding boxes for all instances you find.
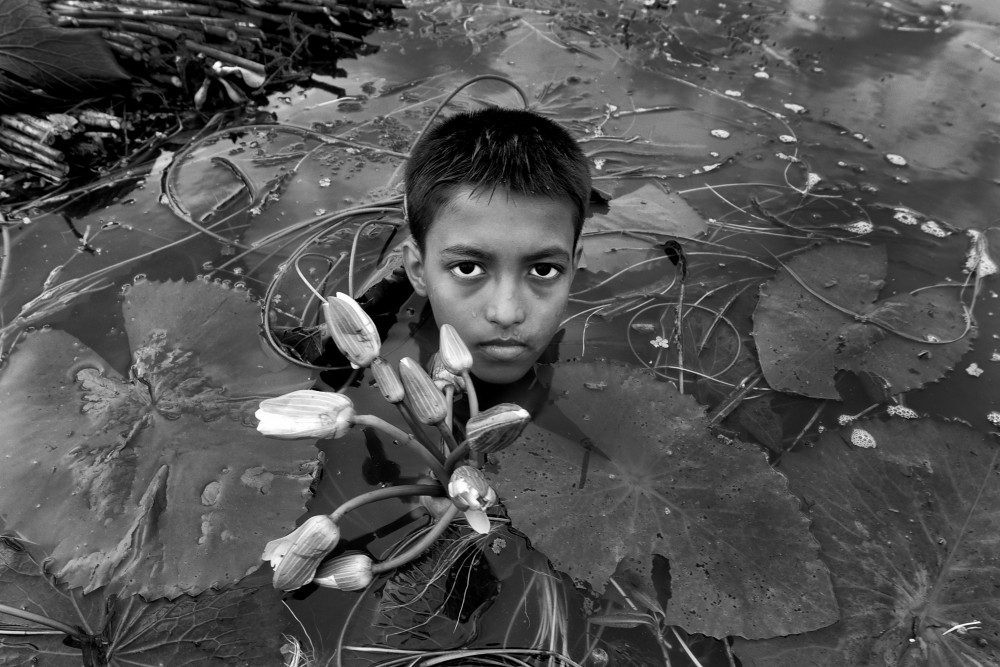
[2,0,1000,665]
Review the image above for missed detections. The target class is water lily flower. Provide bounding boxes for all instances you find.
[447,465,497,534]
[313,552,374,591]
[439,323,473,375]
[429,352,466,393]
[464,403,531,454]
[371,356,405,404]
[323,292,380,368]
[398,357,448,425]
[262,515,340,591]
[255,390,355,439]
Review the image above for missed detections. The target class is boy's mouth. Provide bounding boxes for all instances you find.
[478,338,529,362]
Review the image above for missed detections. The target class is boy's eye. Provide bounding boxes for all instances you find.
[450,262,484,278]
[530,264,562,279]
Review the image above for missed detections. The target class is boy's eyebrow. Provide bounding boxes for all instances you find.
[440,244,572,262]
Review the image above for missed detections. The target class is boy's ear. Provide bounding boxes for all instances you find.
[573,242,584,270]
[402,238,428,297]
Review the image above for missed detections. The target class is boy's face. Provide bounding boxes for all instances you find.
[403,186,581,384]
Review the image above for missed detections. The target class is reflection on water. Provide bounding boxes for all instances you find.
[2,0,999,665]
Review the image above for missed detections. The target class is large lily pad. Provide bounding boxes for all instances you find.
[734,418,1000,666]
[0,531,285,665]
[580,184,708,275]
[0,279,316,599]
[0,0,128,112]
[753,244,972,399]
[489,361,838,639]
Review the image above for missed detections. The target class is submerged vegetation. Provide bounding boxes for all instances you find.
[2,0,1000,666]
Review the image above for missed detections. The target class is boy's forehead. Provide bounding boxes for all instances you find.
[425,185,578,249]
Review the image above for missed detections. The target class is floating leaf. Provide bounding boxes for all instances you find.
[753,244,972,399]
[490,362,838,639]
[0,0,129,112]
[0,280,316,599]
[580,184,708,275]
[734,418,1000,666]
[0,531,285,665]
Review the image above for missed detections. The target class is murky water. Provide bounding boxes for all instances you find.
[3,0,1000,665]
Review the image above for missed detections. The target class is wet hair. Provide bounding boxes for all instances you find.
[403,107,591,250]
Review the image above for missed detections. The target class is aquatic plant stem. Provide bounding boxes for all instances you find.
[0,603,78,637]
[328,483,443,523]
[462,370,479,417]
[353,414,447,483]
[395,402,427,443]
[0,223,10,310]
[444,442,470,472]
[371,504,458,573]
[436,422,461,457]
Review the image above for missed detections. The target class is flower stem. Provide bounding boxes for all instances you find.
[436,422,461,458]
[444,384,455,432]
[395,401,425,443]
[444,442,470,472]
[329,483,443,523]
[0,603,79,637]
[354,414,448,483]
[462,370,479,417]
[371,504,459,574]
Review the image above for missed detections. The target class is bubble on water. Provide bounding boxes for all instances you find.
[988,411,1000,427]
[754,70,770,79]
[233,267,244,276]
[893,209,919,225]
[845,221,874,235]
[850,428,877,448]
[920,220,950,238]
[837,414,855,426]
[120,283,131,295]
[587,648,609,667]
[778,134,797,143]
[234,281,247,290]
[887,405,918,419]
[724,89,742,97]
[221,280,232,289]
[710,129,731,139]
[202,261,214,271]
[784,103,807,114]
[885,153,907,166]
[132,274,147,284]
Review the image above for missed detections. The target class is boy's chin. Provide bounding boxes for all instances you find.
[470,360,533,385]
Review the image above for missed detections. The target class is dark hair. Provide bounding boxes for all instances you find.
[403,107,591,249]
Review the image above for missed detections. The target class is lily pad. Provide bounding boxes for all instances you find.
[489,361,839,639]
[0,0,128,112]
[0,279,316,599]
[753,244,972,399]
[734,417,1000,666]
[580,184,708,275]
[0,531,285,665]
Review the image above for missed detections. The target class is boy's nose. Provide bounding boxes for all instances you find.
[484,280,526,327]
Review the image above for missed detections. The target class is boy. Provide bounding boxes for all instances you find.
[401,107,592,385]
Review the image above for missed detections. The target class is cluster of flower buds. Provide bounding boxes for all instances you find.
[254,291,531,591]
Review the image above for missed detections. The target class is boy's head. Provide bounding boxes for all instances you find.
[402,108,591,384]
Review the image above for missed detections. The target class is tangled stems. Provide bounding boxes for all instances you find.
[0,602,79,636]
[353,414,448,484]
[372,504,459,574]
[329,484,444,523]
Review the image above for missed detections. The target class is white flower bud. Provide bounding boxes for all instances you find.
[255,390,355,439]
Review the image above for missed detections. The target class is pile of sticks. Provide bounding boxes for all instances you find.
[45,0,401,84]
[1,0,400,203]
[0,110,126,187]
